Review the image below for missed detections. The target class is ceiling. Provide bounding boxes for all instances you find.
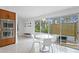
[0,6,73,18]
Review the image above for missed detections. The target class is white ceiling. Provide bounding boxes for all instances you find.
[0,6,73,18]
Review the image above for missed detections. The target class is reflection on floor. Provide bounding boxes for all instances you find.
[32,43,79,53]
[0,37,33,53]
[0,35,79,53]
[35,33,79,50]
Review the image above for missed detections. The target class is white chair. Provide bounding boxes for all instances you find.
[40,39,53,53]
[32,35,43,53]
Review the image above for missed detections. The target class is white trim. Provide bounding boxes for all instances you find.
[15,13,18,53]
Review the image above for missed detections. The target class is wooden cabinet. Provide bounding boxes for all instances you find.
[0,9,9,19]
[0,38,15,47]
[0,9,16,20]
[0,9,16,47]
[9,12,16,20]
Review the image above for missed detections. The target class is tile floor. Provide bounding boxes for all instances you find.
[0,36,79,53]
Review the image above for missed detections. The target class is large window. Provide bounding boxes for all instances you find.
[34,14,79,49]
[35,18,49,33]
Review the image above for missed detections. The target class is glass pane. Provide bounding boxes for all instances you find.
[3,23,7,27]
[35,20,40,32]
[60,17,65,23]
[50,17,60,35]
[7,23,13,28]
[65,16,70,23]
[3,32,8,37]
[41,18,48,33]
[70,15,78,23]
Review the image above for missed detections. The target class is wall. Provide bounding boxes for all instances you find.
[24,19,35,34]
[17,16,25,36]
[17,16,35,36]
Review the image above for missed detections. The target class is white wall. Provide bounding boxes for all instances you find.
[24,19,35,34]
[17,16,35,36]
[17,16,25,36]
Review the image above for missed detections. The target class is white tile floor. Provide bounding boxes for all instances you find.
[0,36,79,53]
[0,37,33,53]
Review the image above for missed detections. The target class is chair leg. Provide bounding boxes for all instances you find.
[30,42,35,52]
[50,46,53,53]
[49,46,50,52]
[39,42,41,52]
